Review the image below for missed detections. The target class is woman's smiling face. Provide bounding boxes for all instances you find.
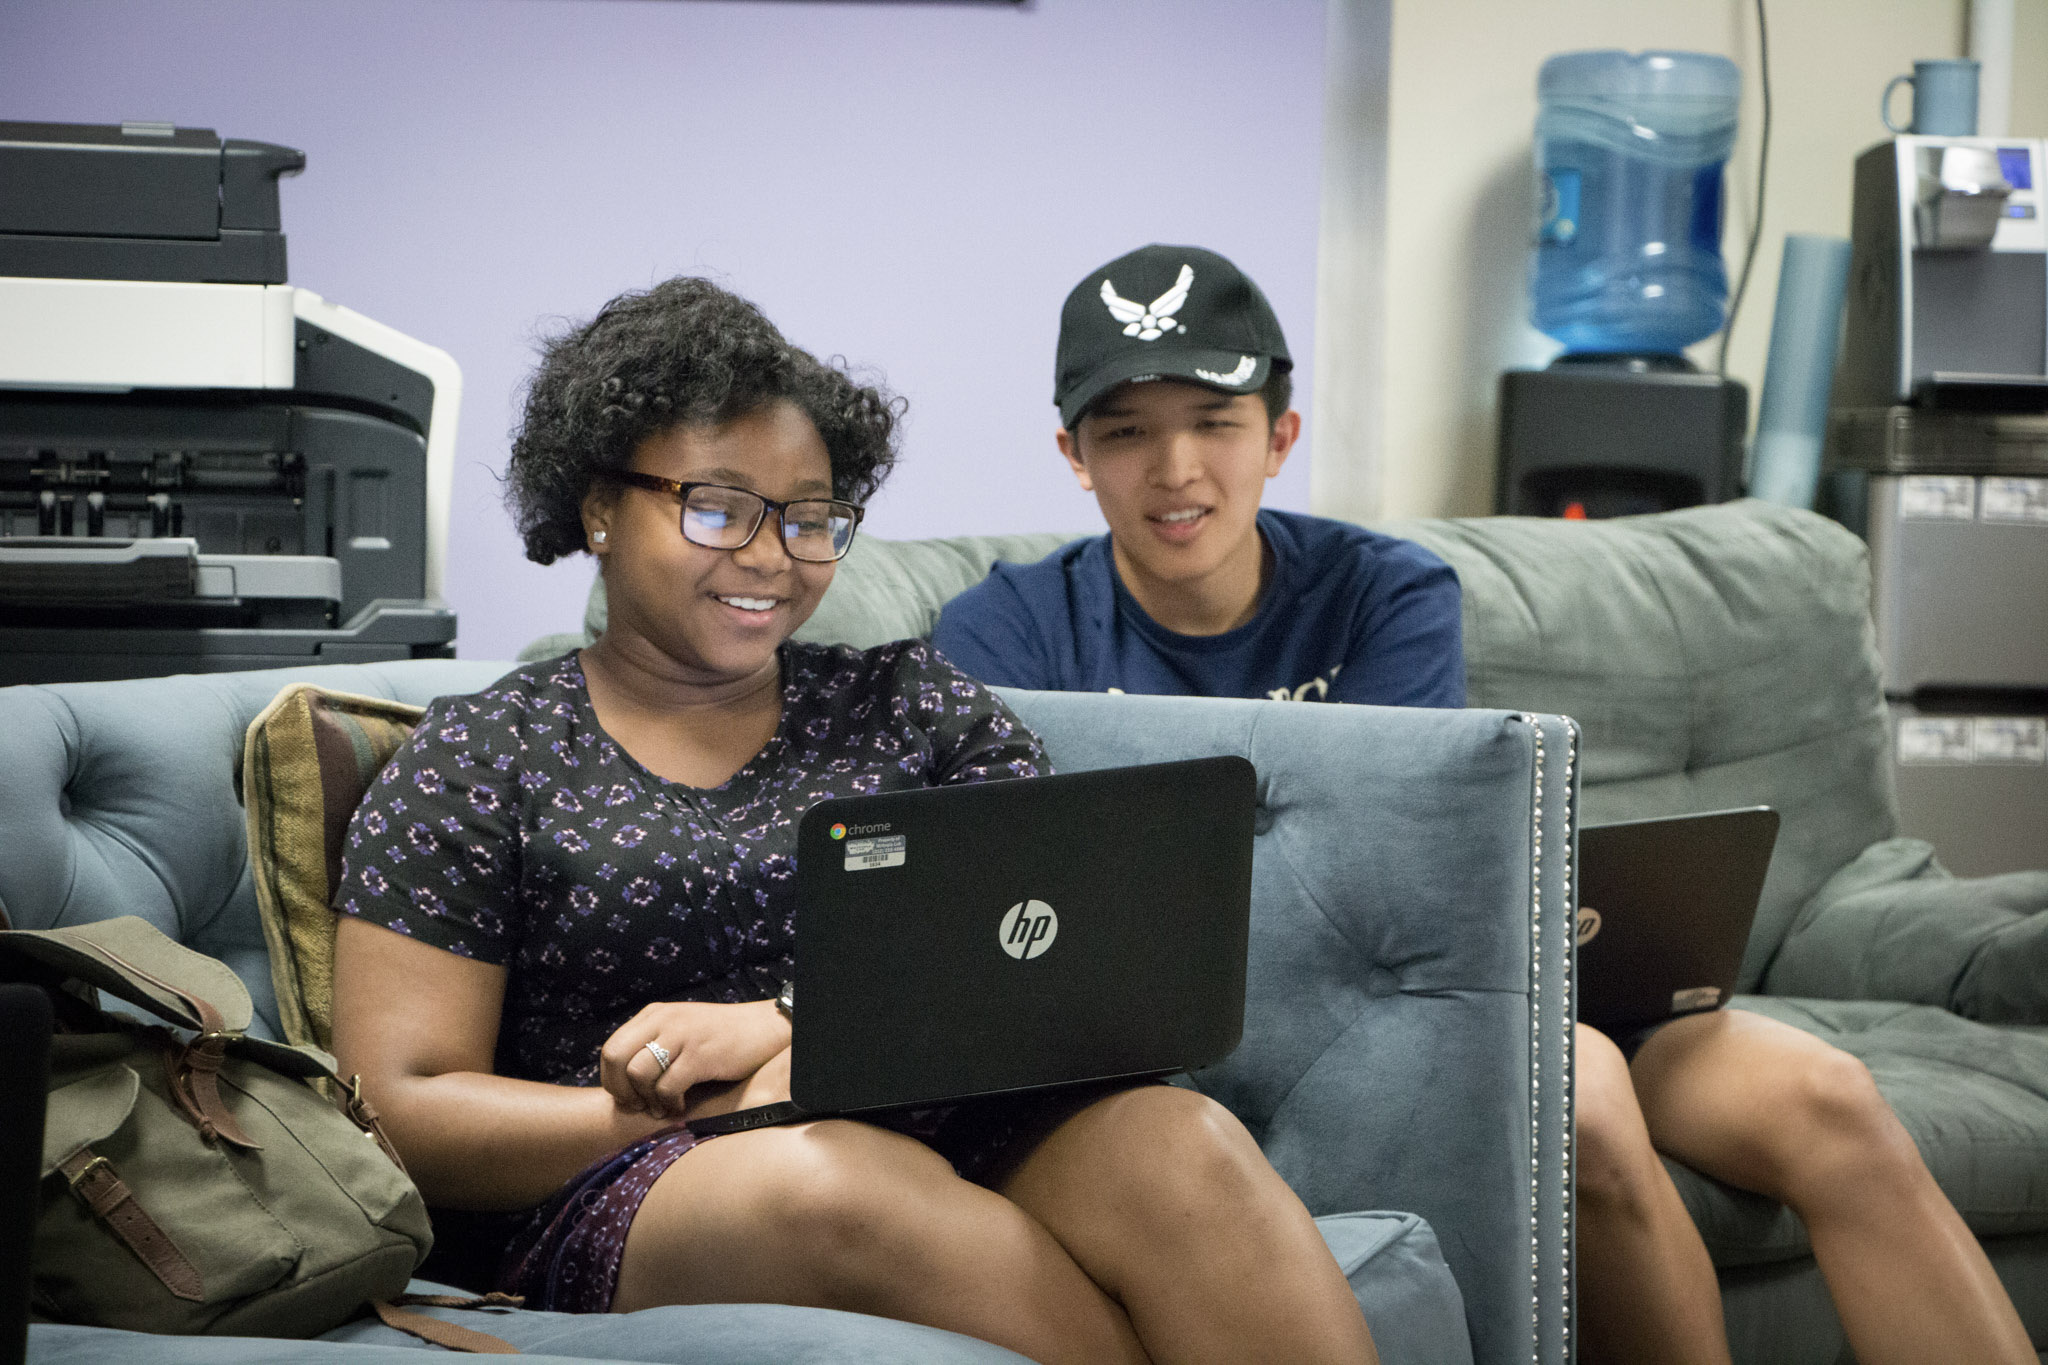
[586,400,839,686]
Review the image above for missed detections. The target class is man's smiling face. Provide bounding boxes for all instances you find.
[1058,379,1296,618]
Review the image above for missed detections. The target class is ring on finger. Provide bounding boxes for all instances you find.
[643,1040,673,1074]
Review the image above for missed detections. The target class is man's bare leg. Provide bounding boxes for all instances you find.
[1573,1023,1732,1365]
[1631,1009,2033,1365]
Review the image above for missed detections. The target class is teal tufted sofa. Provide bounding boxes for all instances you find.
[3,671,1576,1357]
[537,497,2048,1364]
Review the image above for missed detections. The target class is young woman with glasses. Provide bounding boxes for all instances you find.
[327,277,1378,1365]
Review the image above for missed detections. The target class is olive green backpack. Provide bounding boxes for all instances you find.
[1,915,502,1344]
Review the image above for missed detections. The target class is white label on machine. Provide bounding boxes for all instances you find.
[1979,477,2048,525]
[1897,716,1974,763]
[1973,717,2048,765]
[844,834,906,871]
[1897,475,1976,521]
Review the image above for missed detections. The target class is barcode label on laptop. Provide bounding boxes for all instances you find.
[844,834,906,871]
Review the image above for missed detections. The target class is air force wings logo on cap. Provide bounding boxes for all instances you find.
[1101,263,1193,340]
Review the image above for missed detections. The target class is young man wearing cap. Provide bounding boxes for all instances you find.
[931,243,1463,708]
[934,246,2042,1365]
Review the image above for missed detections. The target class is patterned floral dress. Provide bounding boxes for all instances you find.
[338,640,1048,1310]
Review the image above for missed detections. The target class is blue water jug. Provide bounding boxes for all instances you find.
[1532,50,1741,355]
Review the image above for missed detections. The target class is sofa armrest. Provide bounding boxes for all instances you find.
[1000,690,1578,1365]
[1762,837,2048,1023]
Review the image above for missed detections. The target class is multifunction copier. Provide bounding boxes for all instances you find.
[0,120,460,684]
[1826,134,2048,875]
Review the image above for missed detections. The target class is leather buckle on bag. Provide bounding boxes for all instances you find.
[343,1073,410,1174]
[64,1154,111,1190]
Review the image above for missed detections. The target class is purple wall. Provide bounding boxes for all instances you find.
[5,0,1328,660]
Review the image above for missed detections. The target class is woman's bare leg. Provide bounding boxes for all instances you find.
[995,1084,1378,1365]
[1572,1024,1731,1365]
[1631,1009,2034,1365]
[614,1118,1148,1365]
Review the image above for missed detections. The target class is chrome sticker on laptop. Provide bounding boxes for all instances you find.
[1671,986,1722,1013]
[844,834,906,871]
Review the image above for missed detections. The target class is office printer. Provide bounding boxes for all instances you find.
[0,120,459,685]
[1825,134,2048,876]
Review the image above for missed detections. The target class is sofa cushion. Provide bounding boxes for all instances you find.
[1763,837,2048,1023]
[241,684,427,1050]
[1670,996,2048,1268]
[791,531,1078,647]
[31,1308,1039,1364]
[1392,502,1897,992]
[322,1212,1472,1365]
[1317,1212,1474,1365]
[22,1214,1472,1364]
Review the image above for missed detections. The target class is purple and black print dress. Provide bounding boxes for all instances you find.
[337,640,1048,1311]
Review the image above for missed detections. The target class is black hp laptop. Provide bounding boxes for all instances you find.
[1576,807,1780,1032]
[689,756,1255,1136]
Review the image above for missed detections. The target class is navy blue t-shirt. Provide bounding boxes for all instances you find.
[931,509,1465,707]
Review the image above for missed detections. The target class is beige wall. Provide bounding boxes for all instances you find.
[2018,0,2048,134]
[1346,0,2048,522]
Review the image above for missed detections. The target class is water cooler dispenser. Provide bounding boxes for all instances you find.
[1827,135,2048,875]
[1498,51,1751,518]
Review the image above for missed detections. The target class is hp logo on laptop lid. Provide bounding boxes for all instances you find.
[998,900,1059,960]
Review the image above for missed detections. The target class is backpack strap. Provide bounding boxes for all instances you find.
[57,1148,202,1302]
[0,920,261,1151]
[95,944,259,1152]
[374,1295,524,1354]
[339,1073,409,1173]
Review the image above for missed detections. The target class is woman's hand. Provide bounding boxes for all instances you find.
[598,998,791,1120]
[681,1046,793,1121]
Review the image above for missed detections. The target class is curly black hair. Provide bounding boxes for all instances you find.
[505,277,902,564]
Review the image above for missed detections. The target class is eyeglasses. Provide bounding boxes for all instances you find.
[601,471,864,563]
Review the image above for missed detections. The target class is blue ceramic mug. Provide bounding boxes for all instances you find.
[1883,58,1980,136]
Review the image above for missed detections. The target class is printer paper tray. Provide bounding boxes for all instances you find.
[0,600,457,687]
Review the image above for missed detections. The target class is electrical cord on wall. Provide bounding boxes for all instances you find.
[1716,0,1772,377]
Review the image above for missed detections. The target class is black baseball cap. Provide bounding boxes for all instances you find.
[1054,243,1292,429]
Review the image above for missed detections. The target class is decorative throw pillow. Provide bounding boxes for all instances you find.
[241,685,423,1051]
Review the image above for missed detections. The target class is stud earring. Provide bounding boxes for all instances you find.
[593,530,607,544]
